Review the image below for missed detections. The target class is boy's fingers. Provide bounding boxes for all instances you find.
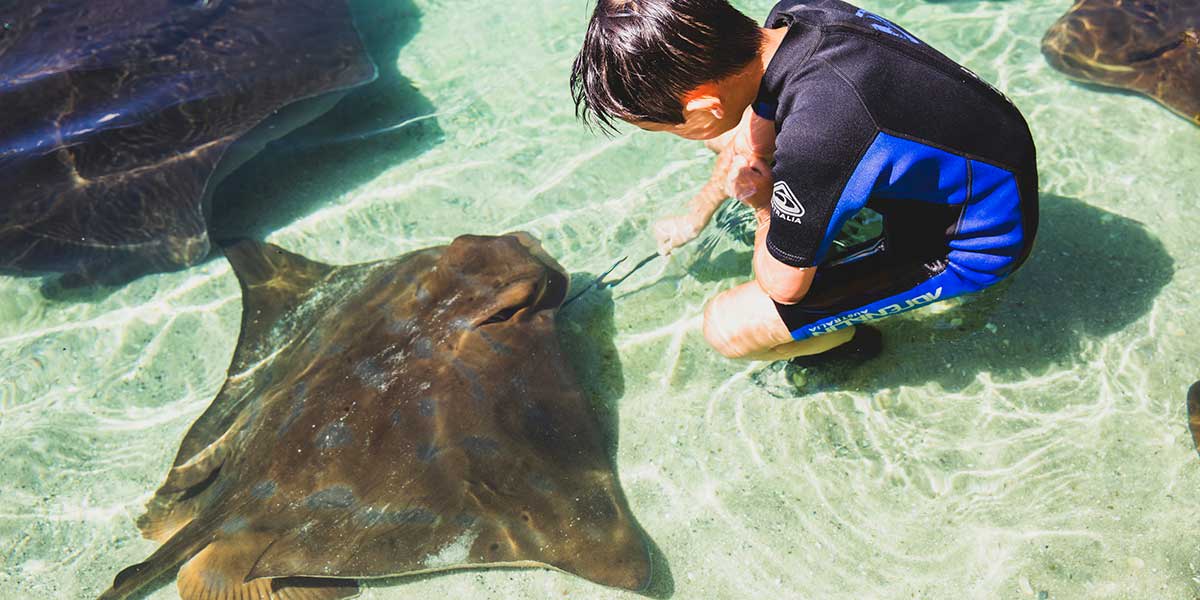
[652,215,699,255]
[726,156,757,201]
[728,155,748,175]
[748,156,771,176]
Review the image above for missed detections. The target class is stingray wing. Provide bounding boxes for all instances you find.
[175,241,339,467]
[108,241,388,600]
[247,483,652,592]
[1041,0,1200,125]
[137,241,340,542]
[1148,34,1200,124]
[241,309,652,592]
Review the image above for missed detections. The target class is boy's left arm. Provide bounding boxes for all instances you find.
[755,222,816,304]
[652,110,778,255]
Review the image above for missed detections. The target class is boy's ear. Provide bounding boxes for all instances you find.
[683,86,725,120]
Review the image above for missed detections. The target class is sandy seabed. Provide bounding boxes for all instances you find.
[2,0,1198,598]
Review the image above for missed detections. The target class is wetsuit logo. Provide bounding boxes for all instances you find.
[772,181,805,223]
[808,287,945,336]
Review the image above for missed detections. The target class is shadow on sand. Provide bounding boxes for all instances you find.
[793,194,1174,392]
[675,195,1173,393]
[210,0,443,241]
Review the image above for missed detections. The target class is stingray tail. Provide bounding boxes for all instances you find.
[96,518,215,600]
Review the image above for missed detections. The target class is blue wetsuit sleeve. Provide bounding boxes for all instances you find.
[764,72,879,268]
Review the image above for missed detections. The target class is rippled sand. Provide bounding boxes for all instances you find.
[2,0,1198,598]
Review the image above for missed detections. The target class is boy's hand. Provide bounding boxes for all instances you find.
[653,213,705,255]
[727,154,773,210]
[650,110,777,256]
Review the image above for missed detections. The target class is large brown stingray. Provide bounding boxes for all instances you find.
[0,0,375,280]
[1041,0,1200,126]
[98,234,651,600]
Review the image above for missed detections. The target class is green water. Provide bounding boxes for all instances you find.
[2,0,1198,598]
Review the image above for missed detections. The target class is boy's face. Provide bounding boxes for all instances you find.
[633,115,734,140]
[631,90,744,140]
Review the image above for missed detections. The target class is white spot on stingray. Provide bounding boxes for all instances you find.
[355,355,396,392]
[423,528,478,569]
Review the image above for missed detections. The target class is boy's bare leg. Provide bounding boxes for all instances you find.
[703,281,856,361]
[743,328,856,362]
[700,203,858,361]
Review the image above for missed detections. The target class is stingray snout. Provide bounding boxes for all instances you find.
[507,231,569,279]
[504,232,570,311]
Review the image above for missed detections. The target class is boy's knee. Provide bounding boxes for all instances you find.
[702,297,750,359]
[702,282,799,359]
[700,294,768,357]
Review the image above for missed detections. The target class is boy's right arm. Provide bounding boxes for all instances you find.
[653,109,777,255]
[652,141,737,255]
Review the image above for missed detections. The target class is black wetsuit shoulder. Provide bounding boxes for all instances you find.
[755,0,1037,269]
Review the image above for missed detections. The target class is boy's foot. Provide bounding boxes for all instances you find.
[751,327,882,396]
[785,325,883,379]
[788,325,883,368]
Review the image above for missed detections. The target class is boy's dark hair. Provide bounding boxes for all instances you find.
[571,0,764,132]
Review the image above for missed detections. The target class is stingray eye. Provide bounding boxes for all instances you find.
[481,305,523,325]
[481,274,557,326]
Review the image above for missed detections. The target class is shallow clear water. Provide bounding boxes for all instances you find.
[2,0,1199,598]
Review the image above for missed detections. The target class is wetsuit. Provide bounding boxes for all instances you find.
[755,0,1039,340]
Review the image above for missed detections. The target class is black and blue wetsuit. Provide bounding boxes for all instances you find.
[755,0,1039,340]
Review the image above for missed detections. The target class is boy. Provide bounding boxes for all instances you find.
[571,0,1038,363]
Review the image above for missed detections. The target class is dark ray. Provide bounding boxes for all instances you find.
[0,0,376,281]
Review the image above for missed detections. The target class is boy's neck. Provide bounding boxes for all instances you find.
[723,27,791,117]
[759,27,790,78]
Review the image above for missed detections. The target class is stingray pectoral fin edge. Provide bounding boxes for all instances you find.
[177,533,359,600]
[97,519,361,600]
[132,427,236,543]
[96,519,214,600]
[148,239,338,474]
[158,426,237,494]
